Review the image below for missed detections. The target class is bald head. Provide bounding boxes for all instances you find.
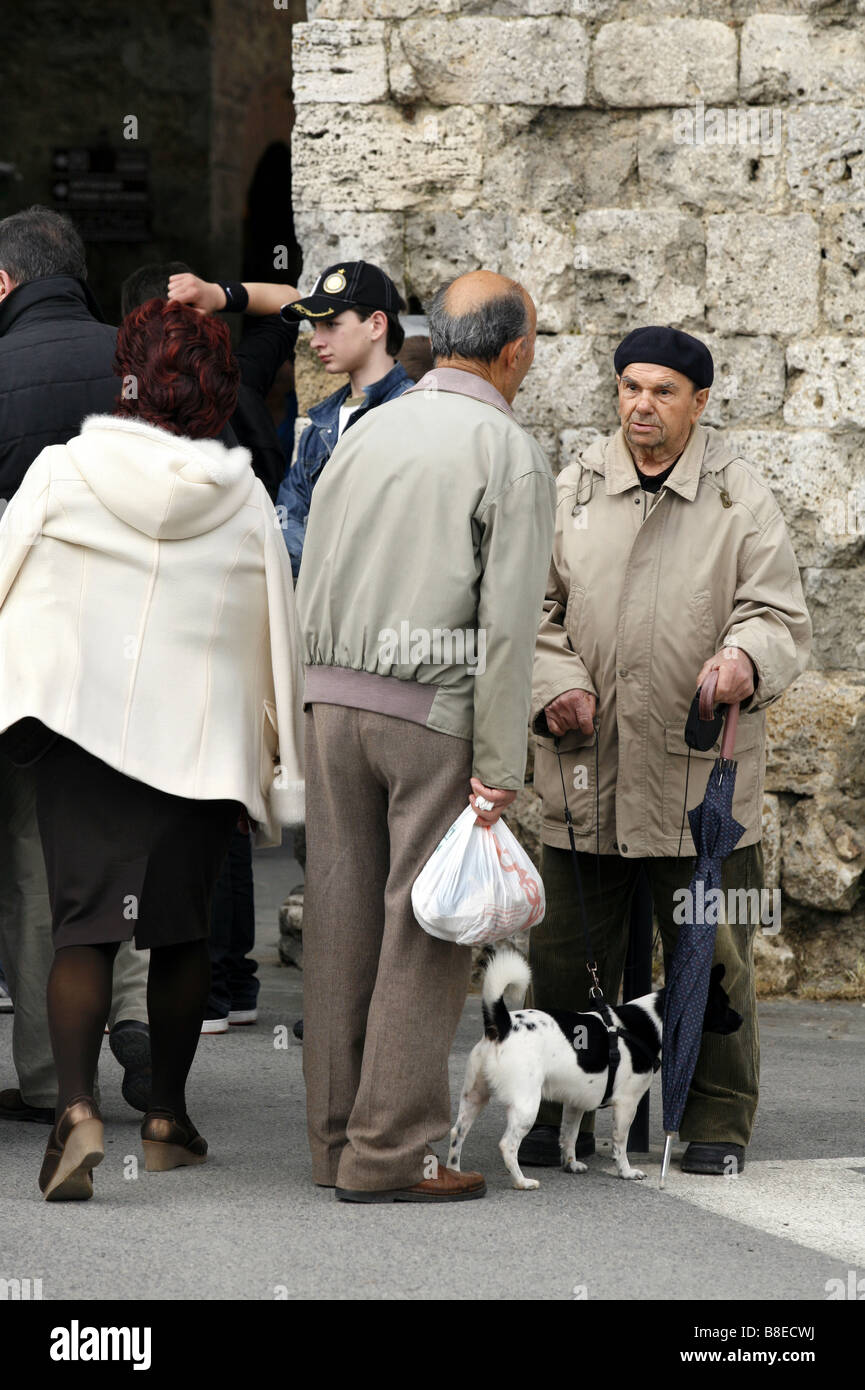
[429,272,534,362]
[427,269,537,403]
[443,269,534,324]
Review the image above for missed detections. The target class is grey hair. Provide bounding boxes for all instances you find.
[0,205,87,286]
[427,278,530,363]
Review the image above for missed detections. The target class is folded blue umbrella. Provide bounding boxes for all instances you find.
[660,671,745,1188]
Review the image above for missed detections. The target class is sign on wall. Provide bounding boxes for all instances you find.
[52,146,151,242]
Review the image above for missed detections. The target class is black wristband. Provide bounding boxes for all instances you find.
[216,280,249,314]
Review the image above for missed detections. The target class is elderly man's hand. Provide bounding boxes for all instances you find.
[543,688,597,738]
[167,273,225,315]
[696,646,756,706]
[469,777,516,827]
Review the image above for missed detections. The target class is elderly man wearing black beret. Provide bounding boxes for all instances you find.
[525,326,812,1176]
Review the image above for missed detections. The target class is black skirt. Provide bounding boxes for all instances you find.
[33,731,241,951]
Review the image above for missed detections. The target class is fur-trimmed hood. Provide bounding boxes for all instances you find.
[66,414,256,540]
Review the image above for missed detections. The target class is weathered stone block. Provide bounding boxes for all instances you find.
[765,671,865,797]
[315,0,459,16]
[463,0,612,13]
[786,106,865,207]
[822,204,865,335]
[741,15,865,105]
[515,335,618,433]
[782,794,865,912]
[394,18,589,106]
[559,427,606,472]
[782,900,865,999]
[292,21,388,104]
[753,930,799,997]
[701,336,786,427]
[784,338,865,429]
[724,428,865,568]
[638,109,785,214]
[482,107,638,215]
[404,210,576,332]
[592,20,738,108]
[762,793,781,891]
[531,428,560,472]
[294,210,405,295]
[573,210,704,334]
[706,214,819,335]
[802,567,865,670]
[292,103,483,211]
[387,26,423,103]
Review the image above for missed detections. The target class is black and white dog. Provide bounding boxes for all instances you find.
[447,948,742,1190]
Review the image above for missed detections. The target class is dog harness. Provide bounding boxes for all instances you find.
[595,1001,661,1108]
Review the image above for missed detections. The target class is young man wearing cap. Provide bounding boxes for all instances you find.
[526,325,812,1177]
[168,263,412,579]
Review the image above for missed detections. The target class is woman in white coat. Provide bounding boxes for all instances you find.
[0,298,304,1200]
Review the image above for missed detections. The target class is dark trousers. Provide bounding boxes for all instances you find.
[529,842,763,1147]
[208,826,258,1017]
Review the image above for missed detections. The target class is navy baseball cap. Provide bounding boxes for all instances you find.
[285,261,406,321]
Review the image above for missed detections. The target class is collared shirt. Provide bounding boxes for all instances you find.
[603,425,705,503]
[406,366,516,421]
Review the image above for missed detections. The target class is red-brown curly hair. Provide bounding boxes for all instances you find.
[113,298,240,438]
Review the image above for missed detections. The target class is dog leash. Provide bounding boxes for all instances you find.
[554,729,625,1104]
[554,728,603,999]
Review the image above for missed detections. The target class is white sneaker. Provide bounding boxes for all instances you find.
[201,1016,229,1035]
[0,981,13,1014]
[228,1008,258,1026]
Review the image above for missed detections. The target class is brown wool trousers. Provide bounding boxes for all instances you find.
[302,704,474,1191]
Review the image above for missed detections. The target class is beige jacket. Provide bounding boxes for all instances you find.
[296,368,556,791]
[0,415,304,846]
[531,425,812,856]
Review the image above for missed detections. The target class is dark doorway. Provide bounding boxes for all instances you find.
[242,141,301,288]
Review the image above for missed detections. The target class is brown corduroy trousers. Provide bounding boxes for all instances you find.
[302,704,474,1191]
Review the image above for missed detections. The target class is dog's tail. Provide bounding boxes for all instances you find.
[480,946,531,1043]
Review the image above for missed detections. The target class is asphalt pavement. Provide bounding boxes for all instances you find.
[1,838,863,1302]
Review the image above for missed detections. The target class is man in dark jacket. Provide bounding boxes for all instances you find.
[0,211,116,502]
[0,206,150,1121]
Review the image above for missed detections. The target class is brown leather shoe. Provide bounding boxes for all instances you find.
[38,1096,104,1201]
[141,1109,208,1171]
[336,1164,486,1204]
[0,1087,54,1126]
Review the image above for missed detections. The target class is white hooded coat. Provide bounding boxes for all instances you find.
[0,414,304,846]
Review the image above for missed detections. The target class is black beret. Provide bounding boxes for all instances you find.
[613,325,714,389]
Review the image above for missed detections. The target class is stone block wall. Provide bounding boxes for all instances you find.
[290,1,865,995]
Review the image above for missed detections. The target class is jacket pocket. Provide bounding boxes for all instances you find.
[661,716,763,839]
[535,728,599,833]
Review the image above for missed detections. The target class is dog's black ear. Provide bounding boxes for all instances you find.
[710,962,726,985]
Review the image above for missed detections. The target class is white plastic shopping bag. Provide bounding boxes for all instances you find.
[411,806,545,946]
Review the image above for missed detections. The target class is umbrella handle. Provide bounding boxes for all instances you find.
[698,668,740,759]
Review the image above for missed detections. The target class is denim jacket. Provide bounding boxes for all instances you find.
[275,361,412,578]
